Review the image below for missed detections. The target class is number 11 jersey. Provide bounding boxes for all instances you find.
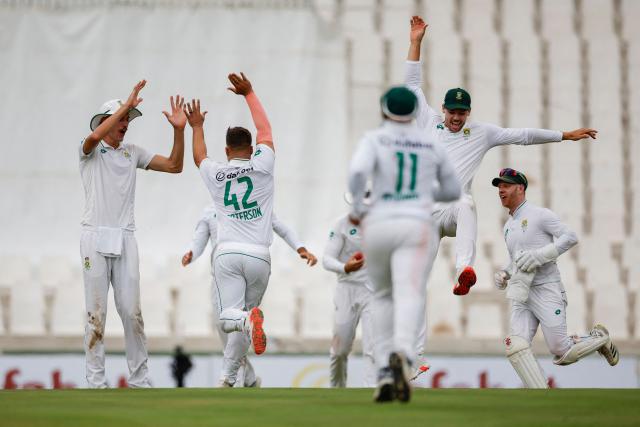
[199,145,275,247]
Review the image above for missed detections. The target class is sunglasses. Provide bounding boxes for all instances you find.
[499,168,519,177]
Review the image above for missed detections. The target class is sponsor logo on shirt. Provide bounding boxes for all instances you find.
[217,167,255,182]
[437,123,445,130]
[349,229,357,235]
[555,309,561,315]
[329,231,335,238]
[255,149,262,156]
[100,149,107,154]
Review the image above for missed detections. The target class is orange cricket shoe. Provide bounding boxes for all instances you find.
[453,266,477,296]
[249,307,267,355]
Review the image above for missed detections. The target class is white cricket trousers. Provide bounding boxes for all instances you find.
[330,282,375,387]
[80,230,150,388]
[362,217,436,369]
[213,243,271,385]
[416,195,477,356]
[432,195,478,271]
[510,282,573,356]
[210,275,258,387]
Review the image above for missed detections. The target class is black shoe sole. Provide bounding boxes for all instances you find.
[374,382,395,403]
[389,352,411,403]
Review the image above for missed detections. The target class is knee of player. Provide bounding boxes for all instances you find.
[547,337,571,357]
[504,335,531,357]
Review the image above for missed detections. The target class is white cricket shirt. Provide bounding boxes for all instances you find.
[503,200,578,285]
[79,141,153,230]
[348,120,459,222]
[323,215,370,287]
[405,61,563,198]
[199,145,275,248]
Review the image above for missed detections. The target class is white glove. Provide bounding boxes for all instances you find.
[515,244,559,273]
[494,270,510,290]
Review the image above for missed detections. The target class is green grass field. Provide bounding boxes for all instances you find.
[1,388,638,427]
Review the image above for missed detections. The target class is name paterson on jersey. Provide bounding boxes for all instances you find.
[215,166,263,221]
[379,136,434,202]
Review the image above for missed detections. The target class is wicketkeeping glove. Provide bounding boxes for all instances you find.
[494,270,510,290]
[515,244,559,273]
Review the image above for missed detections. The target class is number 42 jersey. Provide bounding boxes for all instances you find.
[199,145,275,247]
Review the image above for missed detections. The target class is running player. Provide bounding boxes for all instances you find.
[184,72,276,387]
[80,81,187,388]
[323,208,374,387]
[405,16,598,296]
[348,86,461,402]
[182,203,317,386]
[492,168,619,388]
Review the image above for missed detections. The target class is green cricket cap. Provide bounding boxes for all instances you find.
[443,88,471,111]
[380,86,418,121]
[492,168,528,190]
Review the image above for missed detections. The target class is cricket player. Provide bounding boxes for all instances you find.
[80,81,187,388]
[185,72,276,387]
[182,203,317,386]
[492,168,619,388]
[323,210,375,387]
[405,16,598,296]
[348,86,461,402]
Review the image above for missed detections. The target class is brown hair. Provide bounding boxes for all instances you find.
[226,127,252,149]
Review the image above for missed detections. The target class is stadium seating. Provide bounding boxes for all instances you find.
[1,0,637,355]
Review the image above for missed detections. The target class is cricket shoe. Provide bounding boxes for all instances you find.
[219,379,234,388]
[245,376,262,388]
[453,266,477,296]
[373,367,395,403]
[389,352,412,403]
[591,324,619,366]
[246,307,267,355]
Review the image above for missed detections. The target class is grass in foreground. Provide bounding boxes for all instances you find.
[1,388,639,427]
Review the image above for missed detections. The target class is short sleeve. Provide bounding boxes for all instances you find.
[251,144,275,175]
[79,140,94,161]
[134,145,154,169]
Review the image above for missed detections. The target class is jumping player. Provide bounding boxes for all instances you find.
[185,72,276,387]
[348,86,461,402]
[405,16,598,296]
[80,81,187,388]
[182,203,317,386]
[493,168,618,388]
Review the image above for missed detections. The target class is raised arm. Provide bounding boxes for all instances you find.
[147,95,186,173]
[228,73,274,152]
[485,123,598,148]
[405,16,440,129]
[83,80,145,154]
[184,99,208,167]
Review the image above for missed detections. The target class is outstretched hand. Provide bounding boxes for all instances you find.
[227,72,253,96]
[163,95,187,130]
[125,80,146,109]
[563,128,598,141]
[182,251,193,267]
[184,99,207,128]
[410,16,428,43]
[297,247,318,267]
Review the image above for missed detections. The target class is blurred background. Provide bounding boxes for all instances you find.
[0,0,638,388]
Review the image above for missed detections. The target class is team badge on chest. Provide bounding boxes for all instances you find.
[84,257,91,270]
[521,219,528,232]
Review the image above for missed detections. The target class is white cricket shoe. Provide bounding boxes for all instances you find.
[591,324,619,366]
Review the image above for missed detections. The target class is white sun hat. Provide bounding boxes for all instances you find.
[89,99,142,131]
